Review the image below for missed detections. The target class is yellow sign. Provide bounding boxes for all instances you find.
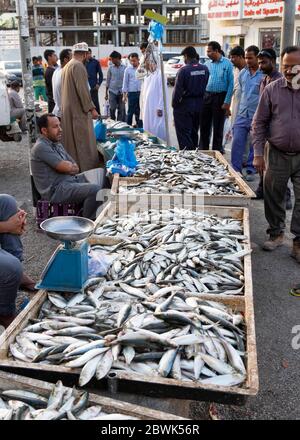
[144,9,168,26]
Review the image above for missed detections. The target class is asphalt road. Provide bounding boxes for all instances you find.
[0,85,299,419]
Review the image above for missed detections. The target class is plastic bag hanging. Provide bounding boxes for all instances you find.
[148,20,164,52]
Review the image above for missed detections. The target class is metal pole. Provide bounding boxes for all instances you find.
[16,0,38,206]
[15,0,36,148]
[280,0,296,54]
[159,52,171,147]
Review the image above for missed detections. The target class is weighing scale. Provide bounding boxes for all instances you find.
[36,216,95,292]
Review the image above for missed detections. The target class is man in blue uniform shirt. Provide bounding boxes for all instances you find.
[200,41,234,153]
[172,46,209,150]
[86,48,103,114]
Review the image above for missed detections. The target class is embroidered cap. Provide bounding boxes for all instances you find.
[72,42,89,53]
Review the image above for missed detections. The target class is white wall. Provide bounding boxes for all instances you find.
[209,18,300,50]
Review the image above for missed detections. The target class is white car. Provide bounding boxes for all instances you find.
[165,56,209,86]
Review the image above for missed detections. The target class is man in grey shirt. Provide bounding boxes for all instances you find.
[31,114,108,220]
[105,51,126,122]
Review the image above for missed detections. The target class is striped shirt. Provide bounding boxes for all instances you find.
[205,56,234,105]
[107,64,126,95]
[32,64,46,88]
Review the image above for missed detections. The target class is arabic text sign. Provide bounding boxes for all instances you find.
[207,0,241,20]
[243,0,300,19]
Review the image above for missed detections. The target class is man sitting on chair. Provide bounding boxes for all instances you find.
[31,114,109,220]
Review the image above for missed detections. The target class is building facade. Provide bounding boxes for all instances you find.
[208,0,300,56]
[24,0,208,55]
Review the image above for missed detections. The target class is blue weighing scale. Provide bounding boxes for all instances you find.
[36,216,95,293]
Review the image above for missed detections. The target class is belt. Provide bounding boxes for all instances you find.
[205,91,226,95]
[271,144,300,155]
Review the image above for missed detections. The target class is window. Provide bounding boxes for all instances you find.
[260,28,281,57]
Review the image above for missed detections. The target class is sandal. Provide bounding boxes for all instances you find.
[290,285,300,297]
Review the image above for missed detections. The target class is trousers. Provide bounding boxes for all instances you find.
[34,86,47,102]
[90,87,100,114]
[264,146,300,238]
[127,92,141,127]
[199,91,226,152]
[174,109,200,150]
[109,91,126,122]
[231,115,255,174]
[10,108,27,132]
[0,195,23,316]
[51,168,109,220]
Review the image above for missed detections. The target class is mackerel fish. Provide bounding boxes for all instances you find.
[94,208,249,295]
[9,285,247,388]
[0,381,138,420]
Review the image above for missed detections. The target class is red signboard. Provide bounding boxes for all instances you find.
[207,0,241,20]
[243,0,300,19]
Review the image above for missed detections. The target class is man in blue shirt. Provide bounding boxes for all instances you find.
[86,48,103,114]
[172,46,209,150]
[200,41,234,153]
[231,45,264,180]
[105,51,126,122]
[122,53,142,127]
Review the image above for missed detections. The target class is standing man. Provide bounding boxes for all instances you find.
[122,53,142,127]
[140,42,148,56]
[86,48,103,114]
[61,42,99,172]
[44,49,58,113]
[229,46,246,127]
[253,48,285,200]
[200,41,234,153]
[172,46,209,150]
[231,46,264,181]
[105,51,126,122]
[52,48,72,119]
[143,55,167,142]
[252,46,300,260]
[32,56,47,102]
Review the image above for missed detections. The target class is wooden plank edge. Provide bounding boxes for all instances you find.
[0,371,185,420]
[0,290,48,359]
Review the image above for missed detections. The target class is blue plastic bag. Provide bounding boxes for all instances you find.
[148,20,164,42]
[115,137,137,168]
[94,120,107,142]
[106,137,138,176]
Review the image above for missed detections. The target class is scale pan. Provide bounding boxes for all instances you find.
[40,216,95,241]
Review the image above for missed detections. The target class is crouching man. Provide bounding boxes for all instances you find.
[0,195,36,328]
[31,114,109,220]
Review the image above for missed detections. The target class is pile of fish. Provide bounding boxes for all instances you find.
[124,148,244,196]
[94,208,249,296]
[8,283,247,388]
[0,381,137,420]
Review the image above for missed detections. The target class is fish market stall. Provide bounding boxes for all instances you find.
[111,150,255,207]
[0,204,258,405]
[0,371,184,420]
